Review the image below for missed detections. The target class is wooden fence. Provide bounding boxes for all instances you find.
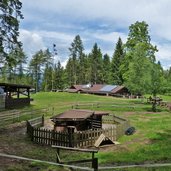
[27,115,130,147]
[0,108,47,127]
[72,102,136,110]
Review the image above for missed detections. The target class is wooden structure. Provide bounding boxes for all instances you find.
[27,114,130,148]
[68,84,130,97]
[52,145,98,171]
[0,83,32,109]
[51,109,109,132]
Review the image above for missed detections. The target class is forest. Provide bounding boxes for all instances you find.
[1,0,171,97]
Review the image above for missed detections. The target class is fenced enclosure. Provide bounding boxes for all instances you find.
[0,108,48,128]
[27,114,130,147]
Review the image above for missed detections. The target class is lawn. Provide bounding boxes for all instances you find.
[1,92,171,170]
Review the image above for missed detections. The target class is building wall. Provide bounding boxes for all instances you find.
[5,98,30,109]
[0,94,5,109]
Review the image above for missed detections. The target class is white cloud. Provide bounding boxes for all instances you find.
[156,44,171,61]
[36,30,75,45]
[20,0,171,69]
[92,31,127,43]
[19,29,46,57]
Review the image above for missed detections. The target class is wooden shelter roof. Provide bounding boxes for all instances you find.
[0,83,32,89]
[51,109,109,122]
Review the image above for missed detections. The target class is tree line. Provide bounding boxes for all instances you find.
[1,1,171,97]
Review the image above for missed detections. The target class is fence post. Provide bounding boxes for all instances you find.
[26,121,29,133]
[92,158,98,171]
[68,127,74,147]
[42,115,44,126]
[31,126,34,141]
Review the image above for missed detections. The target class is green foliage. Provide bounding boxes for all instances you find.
[90,43,103,84]
[54,61,65,90]
[102,53,112,84]
[122,43,152,95]
[67,35,84,85]
[29,49,52,92]
[0,0,23,58]
[122,21,160,96]
[111,37,124,85]
[41,64,53,91]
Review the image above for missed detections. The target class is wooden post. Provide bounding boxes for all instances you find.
[17,88,20,99]
[92,158,98,171]
[42,115,44,126]
[27,88,30,99]
[68,127,74,147]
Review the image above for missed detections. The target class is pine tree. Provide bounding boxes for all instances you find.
[102,54,111,84]
[54,61,65,90]
[29,49,52,92]
[42,64,53,91]
[90,43,103,84]
[68,35,84,85]
[111,37,124,85]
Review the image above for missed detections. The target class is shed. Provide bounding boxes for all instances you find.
[0,83,33,109]
[51,109,109,132]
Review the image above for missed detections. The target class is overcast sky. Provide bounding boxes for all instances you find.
[19,0,171,69]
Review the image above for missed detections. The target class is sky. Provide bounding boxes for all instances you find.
[19,0,171,69]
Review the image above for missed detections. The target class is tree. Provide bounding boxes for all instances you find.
[29,49,52,92]
[150,62,166,111]
[68,35,84,85]
[0,0,23,60]
[41,64,53,91]
[89,43,103,84]
[111,37,124,85]
[122,43,152,95]
[102,54,111,84]
[77,53,88,84]
[6,47,27,83]
[65,57,73,86]
[122,21,160,111]
[54,61,65,90]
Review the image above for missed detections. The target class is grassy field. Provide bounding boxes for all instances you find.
[1,92,171,170]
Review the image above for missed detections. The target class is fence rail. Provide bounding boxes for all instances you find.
[0,108,47,127]
[72,102,137,110]
[27,115,130,147]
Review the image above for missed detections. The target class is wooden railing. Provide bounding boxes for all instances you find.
[72,102,136,110]
[0,108,47,127]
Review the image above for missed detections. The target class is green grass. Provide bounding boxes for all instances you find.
[1,92,171,170]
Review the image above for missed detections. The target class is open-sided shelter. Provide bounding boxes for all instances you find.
[0,83,33,109]
[51,109,109,132]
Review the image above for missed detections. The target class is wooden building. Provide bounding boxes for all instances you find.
[68,84,130,97]
[51,109,109,132]
[0,83,33,109]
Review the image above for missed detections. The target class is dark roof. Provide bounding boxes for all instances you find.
[111,86,125,94]
[68,85,84,93]
[0,83,32,89]
[51,109,109,122]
